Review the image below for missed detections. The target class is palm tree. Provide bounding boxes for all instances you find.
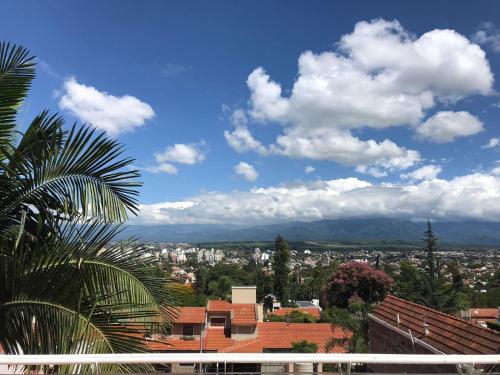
[0,42,176,372]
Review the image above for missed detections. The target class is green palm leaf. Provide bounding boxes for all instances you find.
[0,42,35,161]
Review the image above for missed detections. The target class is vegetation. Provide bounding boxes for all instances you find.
[0,42,173,372]
[391,221,469,313]
[266,309,317,323]
[273,234,291,305]
[323,261,393,308]
[291,340,318,353]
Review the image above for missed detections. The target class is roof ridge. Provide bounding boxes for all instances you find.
[385,295,500,337]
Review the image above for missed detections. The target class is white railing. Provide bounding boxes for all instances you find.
[0,353,499,366]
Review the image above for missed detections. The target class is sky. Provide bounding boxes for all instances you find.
[3,0,500,225]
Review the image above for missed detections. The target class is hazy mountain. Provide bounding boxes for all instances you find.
[115,218,500,245]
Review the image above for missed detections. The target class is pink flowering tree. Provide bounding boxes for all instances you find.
[323,262,393,308]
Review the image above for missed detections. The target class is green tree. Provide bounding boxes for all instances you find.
[323,296,370,353]
[0,42,173,372]
[291,340,318,353]
[272,234,290,305]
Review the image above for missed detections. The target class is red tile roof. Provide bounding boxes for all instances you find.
[232,304,257,324]
[372,295,500,354]
[208,300,233,312]
[147,323,348,353]
[469,308,499,321]
[257,322,348,353]
[173,307,206,324]
[272,307,321,319]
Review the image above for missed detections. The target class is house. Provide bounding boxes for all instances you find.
[463,308,499,328]
[368,295,500,373]
[146,286,349,373]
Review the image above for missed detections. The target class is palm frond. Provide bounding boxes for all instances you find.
[0,114,141,228]
[0,42,36,160]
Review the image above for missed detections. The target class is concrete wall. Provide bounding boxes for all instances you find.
[231,324,258,340]
[232,286,256,304]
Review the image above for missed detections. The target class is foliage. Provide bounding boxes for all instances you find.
[0,42,173,372]
[323,262,393,308]
[169,284,207,307]
[486,321,500,332]
[323,299,370,353]
[392,223,470,313]
[266,309,317,323]
[291,340,318,353]
[273,234,290,305]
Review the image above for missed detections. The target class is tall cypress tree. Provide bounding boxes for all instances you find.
[423,220,438,284]
[273,234,290,305]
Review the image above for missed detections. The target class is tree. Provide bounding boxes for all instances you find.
[423,220,439,287]
[291,340,318,353]
[323,262,393,308]
[272,234,290,305]
[0,42,173,372]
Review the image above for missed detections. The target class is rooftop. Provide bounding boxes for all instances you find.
[371,295,500,355]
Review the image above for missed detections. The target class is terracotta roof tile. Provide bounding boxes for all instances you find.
[372,295,500,354]
[208,300,232,312]
[232,304,257,324]
[173,307,206,324]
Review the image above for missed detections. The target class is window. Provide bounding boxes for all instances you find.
[210,317,226,327]
[183,324,194,336]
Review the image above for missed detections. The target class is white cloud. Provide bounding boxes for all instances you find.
[155,143,205,165]
[235,161,258,181]
[482,138,500,149]
[144,163,178,175]
[305,166,315,174]
[58,77,154,136]
[224,126,268,154]
[415,111,483,143]
[133,172,500,224]
[401,164,442,181]
[225,19,493,175]
[144,142,205,174]
[472,22,500,53]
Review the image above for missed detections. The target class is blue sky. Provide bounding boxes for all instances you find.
[3,1,500,225]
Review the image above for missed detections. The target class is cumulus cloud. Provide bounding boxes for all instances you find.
[58,77,154,136]
[225,19,493,175]
[155,143,205,165]
[144,163,178,175]
[133,172,500,224]
[305,166,315,174]
[472,21,500,53]
[401,164,442,181]
[224,126,268,154]
[144,142,205,174]
[482,138,500,149]
[235,161,258,181]
[415,111,483,143]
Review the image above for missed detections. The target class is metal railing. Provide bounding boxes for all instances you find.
[0,353,498,374]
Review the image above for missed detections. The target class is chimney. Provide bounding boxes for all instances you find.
[396,314,400,325]
[231,286,257,304]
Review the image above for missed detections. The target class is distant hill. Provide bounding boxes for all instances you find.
[115,218,500,246]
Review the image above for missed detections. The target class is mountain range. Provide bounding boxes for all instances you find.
[115,218,500,246]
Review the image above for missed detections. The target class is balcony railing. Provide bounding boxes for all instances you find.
[0,353,498,374]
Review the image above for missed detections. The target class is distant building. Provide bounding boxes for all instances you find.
[462,308,500,328]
